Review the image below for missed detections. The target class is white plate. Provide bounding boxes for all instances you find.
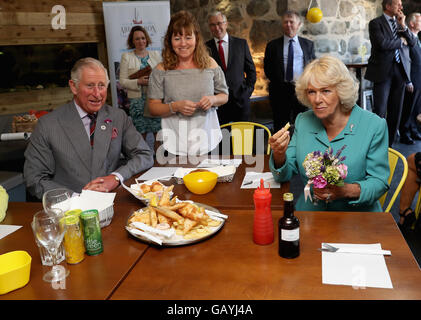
[126,202,226,246]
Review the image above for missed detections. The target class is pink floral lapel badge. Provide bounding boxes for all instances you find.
[111,127,118,139]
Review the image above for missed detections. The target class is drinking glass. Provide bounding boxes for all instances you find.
[33,209,70,282]
[42,188,72,215]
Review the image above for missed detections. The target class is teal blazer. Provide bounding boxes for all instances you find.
[270,106,390,212]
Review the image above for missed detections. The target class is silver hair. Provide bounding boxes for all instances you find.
[406,12,421,26]
[207,11,227,22]
[70,57,110,86]
[282,10,302,23]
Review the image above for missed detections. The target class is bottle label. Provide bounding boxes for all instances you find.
[281,228,299,241]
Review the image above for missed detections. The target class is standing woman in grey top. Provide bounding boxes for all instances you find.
[148,10,228,156]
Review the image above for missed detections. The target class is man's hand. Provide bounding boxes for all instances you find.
[396,9,406,28]
[406,83,414,93]
[83,175,120,192]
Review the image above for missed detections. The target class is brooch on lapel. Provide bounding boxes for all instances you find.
[102,118,112,131]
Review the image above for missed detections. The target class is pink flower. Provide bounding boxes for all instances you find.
[312,175,327,189]
[337,163,348,180]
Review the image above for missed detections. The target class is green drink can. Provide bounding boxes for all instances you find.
[80,209,104,256]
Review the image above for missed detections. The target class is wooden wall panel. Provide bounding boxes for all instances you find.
[0,88,73,115]
[0,25,105,45]
[0,0,109,115]
[0,0,105,46]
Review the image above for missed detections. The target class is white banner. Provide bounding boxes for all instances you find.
[102,1,170,109]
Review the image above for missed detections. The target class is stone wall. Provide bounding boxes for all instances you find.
[169,0,395,96]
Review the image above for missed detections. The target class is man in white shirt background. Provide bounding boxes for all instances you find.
[264,10,316,133]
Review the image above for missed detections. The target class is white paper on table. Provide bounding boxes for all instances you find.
[197,158,242,168]
[52,190,116,213]
[241,171,280,189]
[0,225,22,240]
[321,243,393,289]
[136,167,179,181]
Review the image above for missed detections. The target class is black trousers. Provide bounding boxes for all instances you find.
[269,82,307,133]
[372,61,407,146]
[399,87,421,138]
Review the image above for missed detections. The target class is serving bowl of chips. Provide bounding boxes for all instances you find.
[125,186,227,246]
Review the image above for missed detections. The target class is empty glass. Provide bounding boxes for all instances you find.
[31,220,65,266]
[32,209,70,282]
[42,188,72,215]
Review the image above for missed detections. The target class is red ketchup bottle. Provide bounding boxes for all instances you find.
[253,178,274,245]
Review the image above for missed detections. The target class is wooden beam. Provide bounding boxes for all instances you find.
[0,12,104,26]
[0,0,103,13]
[0,25,105,43]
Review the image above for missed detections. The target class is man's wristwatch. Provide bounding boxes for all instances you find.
[113,175,120,184]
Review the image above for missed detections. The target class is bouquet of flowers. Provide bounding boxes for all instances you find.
[302,145,348,201]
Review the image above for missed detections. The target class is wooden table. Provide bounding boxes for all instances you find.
[111,209,421,300]
[0,202,147,300]
[115,155,289,210]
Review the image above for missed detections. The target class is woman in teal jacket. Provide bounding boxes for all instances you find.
[269,55,389,212]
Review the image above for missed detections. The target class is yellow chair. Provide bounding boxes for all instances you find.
[220,122,272,155]
[379,148,408,212]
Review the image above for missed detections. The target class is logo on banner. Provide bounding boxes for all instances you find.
[133,7,142,24]
[120,7,158,39]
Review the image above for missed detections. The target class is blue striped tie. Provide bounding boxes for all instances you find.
[390,18,401,63]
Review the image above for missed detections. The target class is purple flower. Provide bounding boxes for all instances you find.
[313,175,327,188]
[104,118,112,124]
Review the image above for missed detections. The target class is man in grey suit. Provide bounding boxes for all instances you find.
[206,11,256,125]
[24,57,154,200]
[365,0,416,146]
[399,12,421,142]
[264,10,316,133]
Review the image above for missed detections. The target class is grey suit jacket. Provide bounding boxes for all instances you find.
[24,101,154,199]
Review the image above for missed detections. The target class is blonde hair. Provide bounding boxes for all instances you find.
[162,10,211,70]
[295,55,359,112]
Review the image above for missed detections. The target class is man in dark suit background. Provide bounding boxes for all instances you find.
[206,11,256,125]
[264,10,315,133]
[365,0,416,146]
[24,57,153,199]
[399,12,421,143]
